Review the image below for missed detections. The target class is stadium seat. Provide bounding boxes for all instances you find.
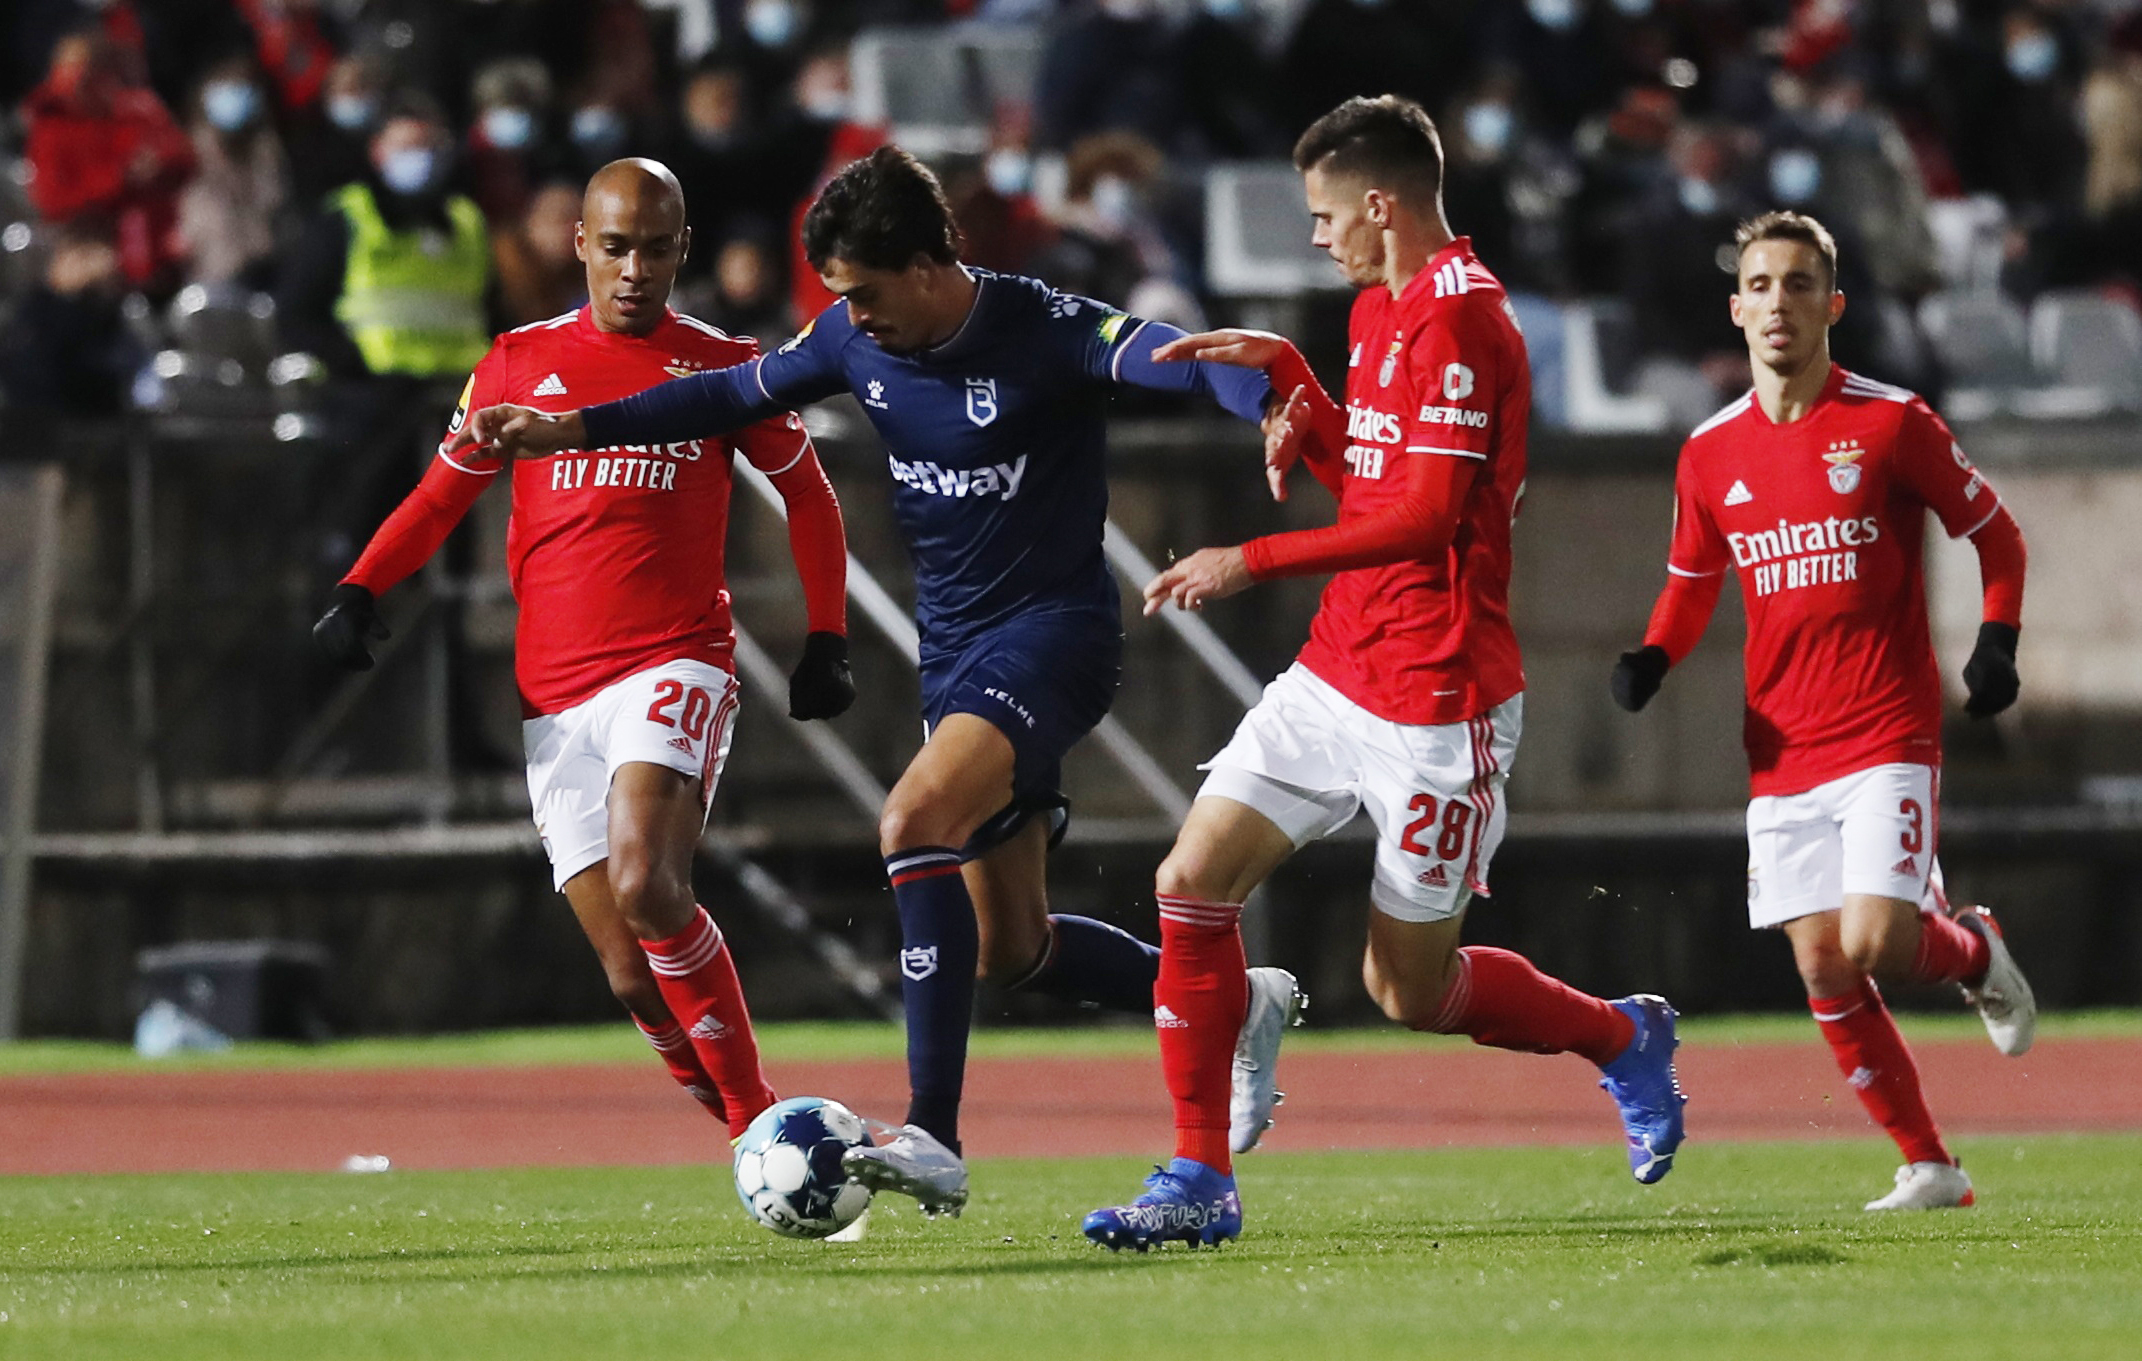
[167,283,278,376]
[1917,289,2030,421]
[1203,162,1345,297]
[1558,299,1670,434]
[849,24,1042,157]
[2027,290,2142,414]
[1925,195,2008,292]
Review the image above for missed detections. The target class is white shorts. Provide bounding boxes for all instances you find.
[1196,663,1521,923]
[522,659,739,891]
[1745,762,1942,928]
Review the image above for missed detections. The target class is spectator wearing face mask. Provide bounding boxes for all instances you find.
[1986,8,2088,236]
[764,45,887,325]
[176,54,289,289]
[21,26,196,294]
[0,223,149,417]
[1623,121,1757,424]
[944,118,1057,278]
[1771,63,1938,302]
[1030,130,1205,333]
[277,93,494,379]
[290,54,386,204]
[466,58,558,223]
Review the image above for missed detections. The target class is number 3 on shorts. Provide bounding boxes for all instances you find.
[1399,792,1473,860]
[646,678,715,741]
[1899,797,1924,855]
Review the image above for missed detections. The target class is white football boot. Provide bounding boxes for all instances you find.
[841,1122,969,1218]
[1955,905,2036,1057]
[1229,967,1306,1155]
[1865,1160,1975,1211]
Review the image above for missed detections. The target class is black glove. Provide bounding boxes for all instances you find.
[1610,644,1671,713]
[312,583,388,670]
[1962,620,2020,719]
[788,631,855,720]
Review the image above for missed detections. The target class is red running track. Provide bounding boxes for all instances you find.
[3,1038,2137,1176]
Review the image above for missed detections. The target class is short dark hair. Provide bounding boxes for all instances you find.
[801,146,962,272]
[1735,210,1839,289]
[1292,95,1444,205]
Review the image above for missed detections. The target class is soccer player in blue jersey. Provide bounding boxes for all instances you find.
[453,146,1304,1216]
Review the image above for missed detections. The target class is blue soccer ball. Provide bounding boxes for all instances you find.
[732,1096,874,1238]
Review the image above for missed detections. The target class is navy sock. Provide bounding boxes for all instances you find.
[885,845,978,1152]
[1008,915,1161,1014]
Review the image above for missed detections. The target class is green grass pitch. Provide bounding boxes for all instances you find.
[4,1135,2140,1360]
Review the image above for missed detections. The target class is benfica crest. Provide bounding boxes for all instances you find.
[1823,440,1864,494]
[1377,339,1402,387]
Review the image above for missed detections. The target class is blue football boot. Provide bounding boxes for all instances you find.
[1083,1158,1242,1251]
[1598,994,1688,1185]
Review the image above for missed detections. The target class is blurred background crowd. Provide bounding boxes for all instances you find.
[3,0,2141,430]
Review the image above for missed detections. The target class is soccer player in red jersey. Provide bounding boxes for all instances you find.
[1611,211,2036,1211]
[1083,97,1687,1250]
[310,160,853,1140]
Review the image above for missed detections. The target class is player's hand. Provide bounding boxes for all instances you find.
[788,631,855,720]
[1150,328,1289,370]
[313,583,388,670]
[1143,546,1252,617]
[1610,645,1670,713]
[1260,384,1311,502]
[446,404,585,462]
[1961,621,2020,718]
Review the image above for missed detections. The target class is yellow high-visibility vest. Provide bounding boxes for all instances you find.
[331,182,490,377]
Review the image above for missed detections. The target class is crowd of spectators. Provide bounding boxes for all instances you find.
[2,0,2139,422]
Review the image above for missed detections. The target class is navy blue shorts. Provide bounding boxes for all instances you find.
[920,610,1122,855]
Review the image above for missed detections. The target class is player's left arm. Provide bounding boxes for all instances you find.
[1086,311,1275,424]
[1897,400,2027,716]
[735,412,854,720]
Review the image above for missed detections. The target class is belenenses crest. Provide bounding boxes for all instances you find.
[965,377,1000,427]
[1823,439,1865,494]
[900,945,939,980]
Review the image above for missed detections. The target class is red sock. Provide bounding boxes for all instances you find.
[1810,977,1952,1165]
[1909,910,1990,987]
[640,907,777,1139]
[634,1016,726,1122]
[1155,894,1247,1175]
[1425,947,1634,1067]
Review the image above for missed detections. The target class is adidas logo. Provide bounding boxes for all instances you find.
[1154,1005,1189,1030]
[1847,1065,1877,1090]
[689,1014,729,1041]
[667,735,695,754]
[1892,855,1917,877]
[1417,864,1450,888]
[532,372,569,397]
[1724,480,1753,506]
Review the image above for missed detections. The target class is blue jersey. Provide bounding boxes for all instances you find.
[580,270,1271,658]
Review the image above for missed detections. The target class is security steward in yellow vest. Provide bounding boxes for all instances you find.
[277,100,493,379]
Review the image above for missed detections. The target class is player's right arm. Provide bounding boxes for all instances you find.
[1611,449,1729,712]
[451,308,854,461]
[1152,329,1347,499]
[315,361,505,669]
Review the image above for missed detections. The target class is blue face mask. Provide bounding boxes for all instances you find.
[2006,32,2058,84]
[571,106,626,153]
[1609,0,1652,15]
[1527,0,1581,33]
[327,93,376,133]
[1203,0,1246,17]
[1463,102,1514,157]
[1678,176,1719,216]
[202,81,260,132]
[1768,148,1821,204]
[379,146,438,196]
[984,148,1031,198]
[745,0,799,49]
[482,106,535,151]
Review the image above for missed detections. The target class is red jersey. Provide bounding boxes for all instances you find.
[1664,366,2004,795]
[1293,238,1529,726]
[412,308,812,717]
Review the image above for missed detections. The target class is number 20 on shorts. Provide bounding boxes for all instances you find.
[646,679,714,741]
[1399,792,1473,860]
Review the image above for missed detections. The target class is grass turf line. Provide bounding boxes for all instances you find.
[6,1009,2142,1076]
[1,1135,2138,1361]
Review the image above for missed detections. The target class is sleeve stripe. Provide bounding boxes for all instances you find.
[437,447,501,476]
[1405,444,1487,459]
[1667,564,1724,578]
[1956,497,2004,540]
[755,439,809,477]
[751,356,773,403]
[1108,318,1151,383]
